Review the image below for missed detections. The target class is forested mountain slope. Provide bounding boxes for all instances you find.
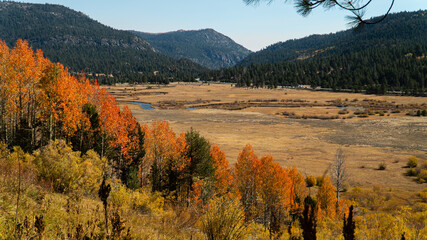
[205,11,427,95]
[239,11,427,66]
[0,2,206,83]
[132,29,252,69]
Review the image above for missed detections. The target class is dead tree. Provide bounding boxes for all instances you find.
[331,148,348,208]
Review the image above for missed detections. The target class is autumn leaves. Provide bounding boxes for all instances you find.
[0,39,347,238]
[0,39,139,161]
[233,145,345,236]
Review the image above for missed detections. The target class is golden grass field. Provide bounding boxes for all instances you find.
[108,82,427,197]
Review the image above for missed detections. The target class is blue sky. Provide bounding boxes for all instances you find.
[19,0,427,51]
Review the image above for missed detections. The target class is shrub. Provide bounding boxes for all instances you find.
[131,189,164,216]
[378,162,386,170]
[420,189,427,202]
[406,168,418,177]
[33,140,82,193]
[417,170,427,183]
[306,176,317,188]
[407,156,418,168]
[358,113,369,118]
[33,140,104,194]
[110,181,165,216]
[0,141,9,160]
[110,180,131,208]
[79,150,106,194]
[200,196,246,240]
[342,182,350,192]
[316,176,324,187]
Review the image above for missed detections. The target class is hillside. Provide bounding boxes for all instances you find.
[0,2,206,83]
[132,29,252,69]
[2,22,427,239]
[206,11,427,95]
[238,11,427,66]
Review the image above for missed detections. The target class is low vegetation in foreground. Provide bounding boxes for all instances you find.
[1,39,427,239]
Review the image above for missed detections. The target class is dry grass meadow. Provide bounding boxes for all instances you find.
[108,82,427,199]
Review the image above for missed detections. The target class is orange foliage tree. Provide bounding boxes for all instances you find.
[316,176,347,220]
[54,69,90,138]
[210,145,232,197]
[256,155,293,235]
[1,39,45,150]
[38,62,62,143]
[143,120,189,196]
[287,167,308,215]
[0,40,12,143]
[109,106,140,176]
[233,144,259,222]
[0,39,143,186]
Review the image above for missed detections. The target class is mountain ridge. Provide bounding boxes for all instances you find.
[238,10,427,66]
[204,10,427,95]
[0,1,206,83]
[132,28,252,69]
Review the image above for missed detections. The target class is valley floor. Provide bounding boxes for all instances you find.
[109,83,427,198]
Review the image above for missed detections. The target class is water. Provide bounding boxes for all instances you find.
[337,106,346,109]
[121,101,154,110]
[187,107,198,110]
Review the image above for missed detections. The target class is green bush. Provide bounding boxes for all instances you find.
[378,162,387,170]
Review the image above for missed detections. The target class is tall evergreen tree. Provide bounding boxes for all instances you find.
[343,205,356,240]
[300,196,317,240]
